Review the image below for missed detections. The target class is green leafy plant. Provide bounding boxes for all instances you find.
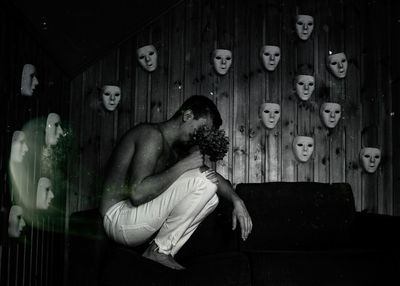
[190,126,229,162]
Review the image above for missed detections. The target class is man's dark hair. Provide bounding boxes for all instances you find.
[172,95,222,129]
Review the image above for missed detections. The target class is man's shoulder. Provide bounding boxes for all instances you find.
[125,123,162,142]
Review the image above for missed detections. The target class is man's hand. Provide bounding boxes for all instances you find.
[175,150,204,173]
[232,199,253,241]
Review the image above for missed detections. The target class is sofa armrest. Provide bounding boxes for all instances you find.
[353,212,400,249]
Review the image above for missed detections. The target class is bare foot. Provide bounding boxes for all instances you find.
[142,241,185,270]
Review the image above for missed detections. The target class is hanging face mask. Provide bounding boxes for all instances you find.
[212,49,233,75]
[45,113,64,146]
[295,75,315,101]
[36,177,54,210]
[260,45,281,71]
[8,205,26,238]
[137,44,158,72]
[259,103,281,129]
[10,131,29,163]
[320,102,341,128]
[295,15,314,41]
[359,147,381,173]
[102,85,121,111]
[293,136,314,162]
[327,52,348,78]
[21,64,39,96]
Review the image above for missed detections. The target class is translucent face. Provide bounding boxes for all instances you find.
[102,85,121,111]
[259,103,281,129]
[45,113,64,146]
[212,49,233,75]
[295,15,314,40]
[320,102,341,128]
[10,131,29,163]
[260,45,281,71]
[327,52,348,78]
[293,136,314,162]
[295,75,315,100]
[360,147,381,173]
[21,64,39,96]
[8,205,26,238]
[137,45,158,72]
[36,177,54,210]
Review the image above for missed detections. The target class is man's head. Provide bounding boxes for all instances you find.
[172,95,222,142]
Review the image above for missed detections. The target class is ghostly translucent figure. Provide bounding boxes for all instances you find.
[293,136,314,163]
[21,64,39,96]
[102,85,121,111]
[259,103,281,129]
[36,177,54,210]
[295,75,315,101]
[8,205,26,238]
[137,44,158,72]
[10,131,29,163]
[212,49,233,75]
[260,45,281,71]
[359,147,381,173]
[45,113,64,146]
[320,102,341,128]
[295,15,314,41]
[327,52,348,79]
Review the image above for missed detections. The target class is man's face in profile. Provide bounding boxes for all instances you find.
[181,113,214,146]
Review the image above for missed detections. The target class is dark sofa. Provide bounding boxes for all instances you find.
[68,182,400,286]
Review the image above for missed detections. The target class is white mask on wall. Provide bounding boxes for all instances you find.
[212,49,233,75]
[327,52,348,78]
[45,113,64,146]
[295,15,314,41]
[137,44,158,72]
[320,102,341,128]
[36,177,54,210]
[295,75,315,101]
[10,131,29,163]
[21,64,39,96]
[293,136,314,162]
[102,85,121,111]
[8,205,26,238]
[260,45,281,71]
[259,103,281,129]
[359,147,381,173]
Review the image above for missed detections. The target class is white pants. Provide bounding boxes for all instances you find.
[103,168,219,257]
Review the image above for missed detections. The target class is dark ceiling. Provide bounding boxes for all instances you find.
[10,0,181,77]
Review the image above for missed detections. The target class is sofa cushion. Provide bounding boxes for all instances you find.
[236,182,356,250]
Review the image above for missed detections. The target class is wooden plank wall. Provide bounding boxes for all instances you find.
[69,0,398,216]
[0,3,70,286]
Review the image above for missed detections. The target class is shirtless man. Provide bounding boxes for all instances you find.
[100,95,252,270]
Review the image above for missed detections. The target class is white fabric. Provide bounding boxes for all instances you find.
[103,168,218,256]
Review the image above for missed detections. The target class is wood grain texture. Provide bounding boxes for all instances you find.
[65,0,398,218]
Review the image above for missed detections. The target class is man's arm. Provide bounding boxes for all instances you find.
[127,126,203,206]
[203,168,253,241]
